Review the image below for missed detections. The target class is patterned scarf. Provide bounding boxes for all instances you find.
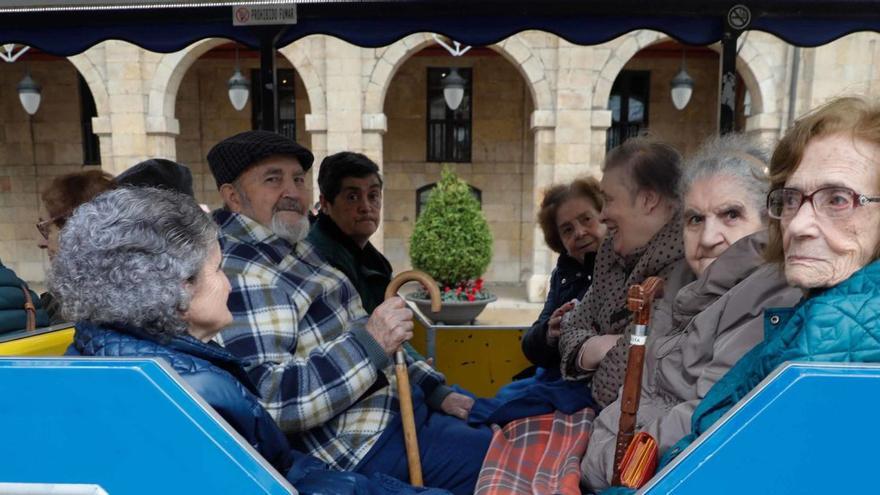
[559,212,687,407]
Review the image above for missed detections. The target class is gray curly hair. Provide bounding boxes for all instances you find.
[49,187,219,340]
[679,133,771,218]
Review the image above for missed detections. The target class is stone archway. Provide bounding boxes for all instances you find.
[145,37,326,160]
[68,50,113,169]
[363,33,553,115]
[590,30,780,148]
[366,33,558,299]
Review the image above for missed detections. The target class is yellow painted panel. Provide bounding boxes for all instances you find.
[0,327,75,356]
[413,321,531,397]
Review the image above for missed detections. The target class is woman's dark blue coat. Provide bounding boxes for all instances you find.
[67,321,295,471]
[66,322,450,495]
[521,252,596,369]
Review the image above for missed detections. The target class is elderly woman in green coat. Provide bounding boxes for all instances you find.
[652,96,880,473]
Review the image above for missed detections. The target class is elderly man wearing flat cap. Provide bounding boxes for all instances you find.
[208,130,491,495]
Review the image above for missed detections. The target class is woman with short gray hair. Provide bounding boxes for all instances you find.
[581,134,803,490]
[52,187,219,340]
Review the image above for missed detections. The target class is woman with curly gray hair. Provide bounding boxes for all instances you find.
[581,134,803,490]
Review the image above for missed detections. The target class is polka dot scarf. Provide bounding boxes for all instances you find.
[559,213,686,408]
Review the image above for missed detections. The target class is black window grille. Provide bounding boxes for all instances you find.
[606,70,650,151]
[251,68,296,140]
[427,67,472,163]
[78,74,100,165]
[416,182,481,217]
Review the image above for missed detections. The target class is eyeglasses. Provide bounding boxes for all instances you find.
[35,213,68,240]
[767,186,880,220]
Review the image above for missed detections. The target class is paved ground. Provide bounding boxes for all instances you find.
[478,283,543,326]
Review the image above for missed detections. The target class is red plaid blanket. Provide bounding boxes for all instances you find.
[475,408,596,495]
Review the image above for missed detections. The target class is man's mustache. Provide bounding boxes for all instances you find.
[274,198,305,215]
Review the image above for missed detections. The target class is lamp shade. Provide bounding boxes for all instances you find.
[670,68,694,111]
[227,68,250,111]
[442,68,466,111]
[17,72,41,115]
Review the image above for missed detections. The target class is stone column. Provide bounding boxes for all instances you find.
[527,109,556,302]
[324,38,363,153]
[362,112,387,252]
[101,41,150,174]
[305,112,328,213]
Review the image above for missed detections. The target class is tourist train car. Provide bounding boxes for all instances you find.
[3,1,880,493]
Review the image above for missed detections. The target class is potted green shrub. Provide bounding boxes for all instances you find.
[408,166,495,324]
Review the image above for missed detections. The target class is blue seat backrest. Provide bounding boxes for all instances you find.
[642,362,880,494]
[0,357,295,495]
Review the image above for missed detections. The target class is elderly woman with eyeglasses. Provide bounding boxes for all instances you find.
[649,96,880,472]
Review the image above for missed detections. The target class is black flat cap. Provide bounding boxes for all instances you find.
[207,130,314,188]
[116,158,194,197]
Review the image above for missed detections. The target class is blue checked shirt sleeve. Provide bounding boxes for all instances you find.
[219,265,392,434]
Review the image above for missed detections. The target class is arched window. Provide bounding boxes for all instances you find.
[416,182,482,217]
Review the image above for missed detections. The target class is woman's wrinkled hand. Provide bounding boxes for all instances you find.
[440,392,474,420]
[547,299,579,345]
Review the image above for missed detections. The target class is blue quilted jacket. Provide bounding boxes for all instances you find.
[66,322,451,495]
[666,258,880,462]
[66,321,295,472]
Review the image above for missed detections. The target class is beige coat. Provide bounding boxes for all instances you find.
[582,231,804,490]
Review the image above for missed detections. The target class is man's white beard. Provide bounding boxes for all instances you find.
[271,213,310,244]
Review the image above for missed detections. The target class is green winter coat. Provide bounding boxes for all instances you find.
[0,260,49,334]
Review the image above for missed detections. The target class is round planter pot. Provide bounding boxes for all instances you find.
[406,294,497,325]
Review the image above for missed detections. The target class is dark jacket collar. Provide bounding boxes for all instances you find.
[556,251,597,277]
[313,212,391,273]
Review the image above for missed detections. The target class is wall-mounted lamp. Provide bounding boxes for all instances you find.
[17,70,41,115]
[442,68,466,111]
[227,46,249,111]
[670,48,694,111]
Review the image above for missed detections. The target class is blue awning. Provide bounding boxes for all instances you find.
[1,1,880,54]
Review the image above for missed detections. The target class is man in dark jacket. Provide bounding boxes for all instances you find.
[307,152,426,362]
[307,152,391,314]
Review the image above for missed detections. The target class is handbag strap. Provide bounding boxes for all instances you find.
[20,284,36,331]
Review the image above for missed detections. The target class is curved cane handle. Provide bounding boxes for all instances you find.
[626,276,664,326]
[385,270,442,313]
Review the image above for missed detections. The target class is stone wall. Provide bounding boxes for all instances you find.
[382,50,535,283]
[4,31,880,294]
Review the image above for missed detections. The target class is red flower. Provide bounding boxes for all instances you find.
[444,286,451,293]
[467,293,476,302]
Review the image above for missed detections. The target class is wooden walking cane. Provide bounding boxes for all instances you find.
[611,276,664,486]
[384,270,441,487]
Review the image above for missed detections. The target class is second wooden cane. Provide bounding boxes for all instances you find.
[385,270,442,487]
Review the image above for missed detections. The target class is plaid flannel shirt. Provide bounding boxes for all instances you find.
[213,210,451,470]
